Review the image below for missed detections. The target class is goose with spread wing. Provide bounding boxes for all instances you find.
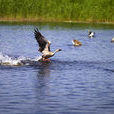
[34,28,62,61]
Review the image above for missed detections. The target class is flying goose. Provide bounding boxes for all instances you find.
[72,39,82,46]
[34,28,62,62]
[88,30,95,38]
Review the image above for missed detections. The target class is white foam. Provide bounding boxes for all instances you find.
[0,52,42,66]
[34,56,42,61]
[0,53,22,66]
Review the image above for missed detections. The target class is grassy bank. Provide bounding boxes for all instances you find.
[0,0,113,23]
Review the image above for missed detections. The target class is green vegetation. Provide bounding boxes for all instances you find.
[0,0,113,23]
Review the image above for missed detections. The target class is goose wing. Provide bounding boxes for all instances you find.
[34,28,50,52]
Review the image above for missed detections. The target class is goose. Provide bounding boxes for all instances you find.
[34,28,62,62]
[72,39,82,46]
[111,37,114,43]
[88,30,95,38]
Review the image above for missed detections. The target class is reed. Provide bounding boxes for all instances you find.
[0,0,113,23]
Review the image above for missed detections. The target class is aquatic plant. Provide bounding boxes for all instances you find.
[0,0,113,23]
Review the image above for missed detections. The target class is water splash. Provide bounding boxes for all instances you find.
[0,52,41,66]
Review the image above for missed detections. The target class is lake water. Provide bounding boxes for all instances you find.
[0,22,114,114]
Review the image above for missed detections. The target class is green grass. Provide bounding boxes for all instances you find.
[0,0,113,23]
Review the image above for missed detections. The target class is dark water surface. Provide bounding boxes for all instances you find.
[0,22,114,114]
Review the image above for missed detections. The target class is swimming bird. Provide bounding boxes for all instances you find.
[88,30,95,38]
[72,39,82,46]
[111,37,114,43]
[34,28,62,62]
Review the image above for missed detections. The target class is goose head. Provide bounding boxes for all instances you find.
[55,49,62,52]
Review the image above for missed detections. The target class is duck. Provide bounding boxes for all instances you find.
[88,30,95,38]
[72,39,82,46]
[111,37,114,43]
[34,28,62,62]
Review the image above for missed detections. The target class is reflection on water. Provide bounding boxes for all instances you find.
[36,63,51,96]
[0,22,114,114]
[38,63,51,77]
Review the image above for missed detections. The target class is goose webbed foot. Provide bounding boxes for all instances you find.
[39,58,51,62]
[43,58,51,62]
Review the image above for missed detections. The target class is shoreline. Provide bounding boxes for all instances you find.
[0,18,114,25]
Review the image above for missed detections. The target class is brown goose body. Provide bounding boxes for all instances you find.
[34,28,61,61]
[72,40,82,46]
